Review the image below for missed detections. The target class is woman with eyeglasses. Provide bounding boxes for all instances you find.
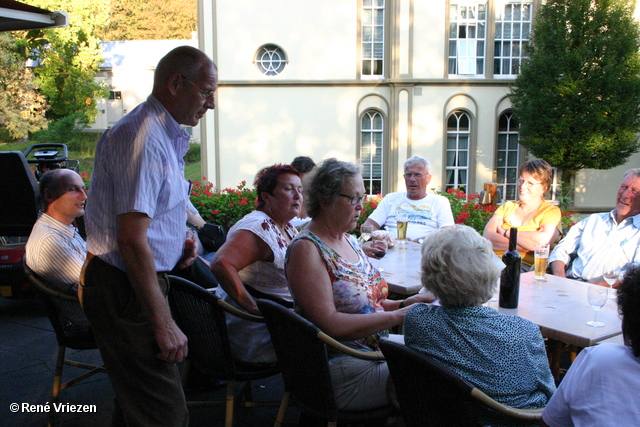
[285,158,433,412]
[483,159,561,268]
[211,164,302,365]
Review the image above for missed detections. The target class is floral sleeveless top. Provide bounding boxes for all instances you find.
[290,230,390,352]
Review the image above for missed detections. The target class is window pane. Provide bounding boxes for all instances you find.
[449,2,486,75]
[494,1,533,76]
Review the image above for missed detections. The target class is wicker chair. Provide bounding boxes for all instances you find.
[24,264,105,427]
[167,276,281,427]
[379,340,544,427]
[256,298,393,427]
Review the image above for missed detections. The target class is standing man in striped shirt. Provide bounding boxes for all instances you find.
[80,46,217,427]
[25,168,87,295]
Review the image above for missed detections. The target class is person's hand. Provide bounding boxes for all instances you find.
[362,241,377,258]
[402,292,436,307]
[155,319,188,363]
[176,230,198,270]
[373,230,395,248]
[364,240,388,258]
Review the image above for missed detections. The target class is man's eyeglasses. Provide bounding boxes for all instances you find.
[517,179,542,188]
[403,173,425,179]
[339,193,367,205]
[180,74,215,99]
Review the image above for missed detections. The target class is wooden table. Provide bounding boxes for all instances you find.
[487,272,622,349]
[378,241,423,296]
[379,245,622,347]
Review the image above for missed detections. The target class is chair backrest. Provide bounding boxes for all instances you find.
[167,275,237,380]
[256,299,338,420]
[24,264,94,349]
[0,151,40,236]
[379,340,478,427]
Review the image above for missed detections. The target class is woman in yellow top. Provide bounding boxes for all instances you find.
[483,159,561,267]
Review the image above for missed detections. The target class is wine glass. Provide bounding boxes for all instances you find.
[602,263,620,300]
[360,225,373,245]
[586,285,608,327]
[372,239,388,272]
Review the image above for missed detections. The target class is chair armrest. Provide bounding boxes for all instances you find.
[471,388,543,420]
[27,274,78,302]
[216,298,265,323]
[316,331,385,360]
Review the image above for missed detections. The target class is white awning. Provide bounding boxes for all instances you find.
[0,0,68,32]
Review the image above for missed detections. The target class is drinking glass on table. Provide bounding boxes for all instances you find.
[396,214,408,242]
[360,224,373,245]
[534,243,549,281]
[370,238,388,272]
[602,263,620,300]
[586,285,608,327]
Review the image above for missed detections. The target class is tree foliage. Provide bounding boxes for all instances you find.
[96,0,197,41]
[0,34,48,140]
[509,0,640,189]
[20,0,110,126]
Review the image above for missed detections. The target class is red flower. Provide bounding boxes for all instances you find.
[229,203,235,207]
[211,210,219,215]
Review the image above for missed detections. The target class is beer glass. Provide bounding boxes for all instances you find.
[534,243,549,281]
[396,214,408,242]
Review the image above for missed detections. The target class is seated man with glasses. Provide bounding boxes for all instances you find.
[548,168,640,285]
[361,156,454,246]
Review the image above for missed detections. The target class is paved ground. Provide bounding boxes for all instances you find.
[0,296,300,427]
[0,296,405,427]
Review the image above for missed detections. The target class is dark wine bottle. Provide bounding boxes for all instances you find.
[499,228,521,309]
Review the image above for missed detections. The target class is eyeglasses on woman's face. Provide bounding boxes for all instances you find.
[517,178,542,188]
[339,193,367,205]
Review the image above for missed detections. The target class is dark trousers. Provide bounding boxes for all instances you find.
[80,256,188,427]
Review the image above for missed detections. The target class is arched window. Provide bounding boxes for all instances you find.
[360,110,384,194]
[496,111,520,200]
[446,111,470,192]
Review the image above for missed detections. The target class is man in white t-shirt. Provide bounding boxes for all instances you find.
[362,156,454,244]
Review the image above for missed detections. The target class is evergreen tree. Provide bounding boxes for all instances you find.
[509,0,640,195]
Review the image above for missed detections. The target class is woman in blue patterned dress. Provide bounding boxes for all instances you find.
[405,224,556,426]
[286,158,433,411]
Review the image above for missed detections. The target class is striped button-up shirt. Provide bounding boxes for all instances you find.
[86,95,190,272]
[548,211,640,280]
[25,213,86,295]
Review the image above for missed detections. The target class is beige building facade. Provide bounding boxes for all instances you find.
[198,0,640,211]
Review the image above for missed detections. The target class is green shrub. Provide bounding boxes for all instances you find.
[189,178,257,230]
[184,143,201,163]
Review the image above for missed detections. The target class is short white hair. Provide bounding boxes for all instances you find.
[404,156,430,174]
[420,225,499,306]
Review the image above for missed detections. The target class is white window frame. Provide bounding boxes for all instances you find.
[361,0,385,78]
[494,1,532,76]
[445,111,470,192]
[448,2,486,76]
[360,110,385,195]
[495,111,521,201]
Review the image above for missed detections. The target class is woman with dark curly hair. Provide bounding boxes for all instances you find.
[542,264,640,426]
[211,164,302,364]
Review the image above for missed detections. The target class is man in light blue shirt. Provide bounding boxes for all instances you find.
[549,168,640,285]
[81,46,217,427]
